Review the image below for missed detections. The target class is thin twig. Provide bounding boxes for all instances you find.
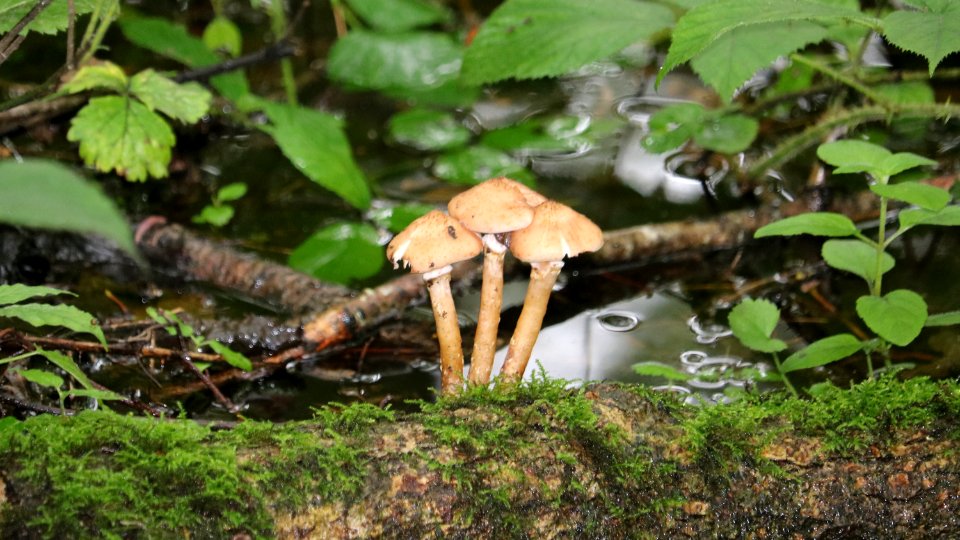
[0,0,54,67]
[174,41,297,84]
[66,0,76,70]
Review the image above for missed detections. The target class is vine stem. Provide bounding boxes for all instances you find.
[872,192,889,297]
[267,0,298,106]
[772,352,798,397]
[789,53,893,107]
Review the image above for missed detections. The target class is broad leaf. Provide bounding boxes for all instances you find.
[35,349,98,390]
[328,31,463,91]
[0,284,73,306]
[632,361,692,381]
[481,122,574,154]
[926,310,960,327]
[877,152,937,179]
[257,100,371,209]
[367,203,434,233]
[0,159,137,257]
[875,81,935,104]
[388,109,471,151]
[216,183,248,202]
[882,2,960,75]
[130,70,212,123]
[68,96,174,181]
[462,0,673,84]
[899,206,960,228]
[0,0,99,35]
[433,146,532,185]
[690,21,827,101]
[192,206,234,227]
[728,298,787,353]
[206,341,252,371]
[16,369,64,390]
[0,304,107,347]
[856,290,927,346]
[780,334,863,373]
[63,388,124,401]
[694,114,759,153]
[817,140,890,176]
[203,16,242,57]
[754,212,858,238]
[288,222,383,284]
[60,62,128,94]
[871,182,949,211]
[344,0,451,32]
[642,103,705,153]
[821,239,894,285]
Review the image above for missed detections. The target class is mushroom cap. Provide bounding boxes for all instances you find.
[448,177,547,234]
[509,201,604,263]
[386,210,483,273]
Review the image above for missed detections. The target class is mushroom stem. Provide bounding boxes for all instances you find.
[424,265,464,395]
[468,234,506,386]
[499,261,563,383]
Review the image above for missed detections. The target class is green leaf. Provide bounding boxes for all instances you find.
[926,310,960,327]
[216,183,248,202]
[60,62,128,94]
[0,0,99,35]
[660,0,871,84]
[0,159,137,258]
[16,368,64,390]
[34,349,98,390]
[462,0,673,84]
[130,70,212,123]
[728,298,787,353]
[874,81,935,105]
[0,304,106,347]
[367,203,434,233]
[388,109,471,151]
[690,21,828,101]
[816,139,891,176]
[0,284,73,306]
[693,114,759,153]
[206,341,252,371]
[203,16,242,57]
[877,152,937,179]
[882,2,960,75]
[328,31,463,92]
[899,206,960,228]
[68,96,173,181]
[344,0,451,32]
[821,239,894,285]
[871,182,949,211]
[433,146,532,185]
[642,103,705,153]
[780,334,863,373]
[856,290,928,346]
[754,212,858,238]
[289,222,384,284]
[192,205,235,228]
[256,100,371,209]
[63,388,124,401]
[632,361,692,381]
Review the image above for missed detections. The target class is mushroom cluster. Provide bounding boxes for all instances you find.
[387,178,603,394]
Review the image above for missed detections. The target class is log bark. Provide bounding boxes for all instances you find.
[1,378,958,538]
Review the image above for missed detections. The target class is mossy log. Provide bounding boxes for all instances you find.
[1,377,959,538]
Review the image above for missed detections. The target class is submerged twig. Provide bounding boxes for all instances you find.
[174,41,297,84]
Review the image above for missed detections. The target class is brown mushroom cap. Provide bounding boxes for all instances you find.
[509,201,604,263]
[387,210,482,273]
[448,178,547,234]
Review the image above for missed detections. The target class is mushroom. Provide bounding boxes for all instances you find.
[448,178,547,386]
[387,210,482,394]
[498,200,604,383]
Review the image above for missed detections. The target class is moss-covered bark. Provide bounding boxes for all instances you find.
[1,376,959,538]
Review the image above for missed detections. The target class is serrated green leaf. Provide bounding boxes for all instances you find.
[729,298,787,353]
[119,15,249,101]
[462,0,673,84]
[899,206,960,228]
[694,114,759,153]
[641,103,705,153]
[328,31,463,91]
[68,96,174,181]
[60,62,128,94]
[882,3,960,75]
[256,100,371,209]
[203,16,242,57]
[690,21,827,101]
[288,222,384,284]
[660,0,871,84]
[632,361,692,381]
[367,203,434,233]
[16,368,64,389]
[877,152,937,178]
[0,0,99,36]
[871,182,949,211]
[780,334,862,373]
[0,304,106,347]
[192,205,234,227]
[754,212,858,238]
[216,183,248,202]
[0,284,73,306]
[388,109,471,151]
[816,139,891,176]
[35,349,97,390]
[345,0,451,32]
[926,310,960,327]
[821,239,894,284]
[0,159,137,258]
[856,290,927,346]
[130,70,212,123]
[206,341,252,371]
[433,146,532,185]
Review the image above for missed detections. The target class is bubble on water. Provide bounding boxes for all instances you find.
[651,385,691,395]
[410,359,439,372]
[680,350,709,367]
[687,378,727,390]
[687,315,733,344]
[595,310,642,332]
[347,373,382,384]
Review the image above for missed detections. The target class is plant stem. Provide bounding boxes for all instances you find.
[790,53,892,108]
[872,193,889,297]
[772,352,798,397]
[267,0,298,105]
[865,350,874,378]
